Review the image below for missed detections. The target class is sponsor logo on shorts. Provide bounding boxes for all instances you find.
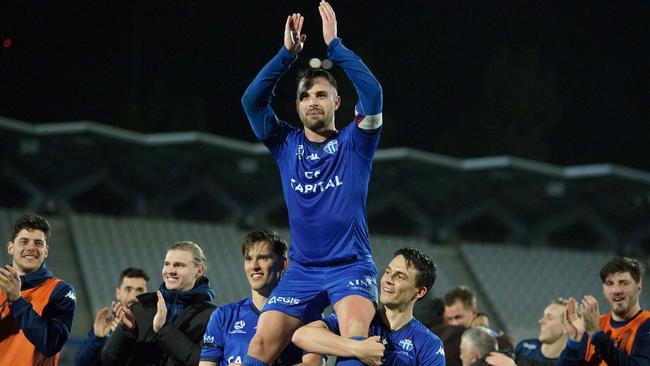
[347,275,377,294]
[268,296,301,305]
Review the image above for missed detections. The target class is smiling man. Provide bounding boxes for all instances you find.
[75,267,150,366]
[557,256,650,366]
[510,299,568,366]
[292,248,445,366]
[101,241,216,366]
[240,2,383,366]
[0,213,77,366]
[200,230,321,366]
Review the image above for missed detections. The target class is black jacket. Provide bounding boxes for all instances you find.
[101,277,216,366]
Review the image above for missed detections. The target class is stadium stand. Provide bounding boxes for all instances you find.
[2,116,650,255]
[2,117,650,365]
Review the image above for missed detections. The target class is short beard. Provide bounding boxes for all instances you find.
[301,117,327,133]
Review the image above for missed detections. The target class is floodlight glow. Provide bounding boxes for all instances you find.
[321,59,334,69]
[309,58,322,68]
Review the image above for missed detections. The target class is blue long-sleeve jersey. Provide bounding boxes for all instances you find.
[515,338,558,366]
[200,298,304,366]
[324,311,446,366]
[557,311,650,366]
[241,38,383,266]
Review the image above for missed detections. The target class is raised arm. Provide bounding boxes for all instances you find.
[292,320,384,366]
[241,14,305,140]
[319,1,382,119]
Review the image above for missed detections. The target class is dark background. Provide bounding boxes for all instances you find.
[1,1,648,169]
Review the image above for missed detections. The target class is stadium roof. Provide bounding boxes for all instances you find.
[1,116,649,254]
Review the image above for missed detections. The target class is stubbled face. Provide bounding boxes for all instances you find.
[460,338,478,366]
[162,249,203,292]
[380,255,424,307]
[8,229,48,275]
[116,276,148,305]
[244,242,286,297]
[445,301,476,328]
[603,271,641,320]
[296,77,340,134]
[538,303,566,344]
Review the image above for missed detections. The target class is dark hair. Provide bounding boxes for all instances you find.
[119,267,150,286]
[296,68,338,99]
[393,247,437,293]
[241,230,288,259]
[444,285,477,308]
[600,256,645,283]
[12,213,51,241]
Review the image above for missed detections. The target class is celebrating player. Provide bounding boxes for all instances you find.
[240,1,383,365]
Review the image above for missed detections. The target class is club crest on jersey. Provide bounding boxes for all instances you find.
[323,140,338,155]
[399,338,414,352]
[229,320,246,334]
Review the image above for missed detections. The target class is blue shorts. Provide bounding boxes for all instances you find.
[262,258,378,323]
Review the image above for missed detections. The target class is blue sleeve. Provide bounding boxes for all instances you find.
[322,312,341,335]
[591,320,650,366]
[9,281,76,357]
[241,46,298,140]
[74,327,108,366]
[200,307,225,363]
[327,38,383,119]
[419,336,446,366]
[557,334,588,366]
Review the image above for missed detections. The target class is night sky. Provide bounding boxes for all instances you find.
[1,1,648,170]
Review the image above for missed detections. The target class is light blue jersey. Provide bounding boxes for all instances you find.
[324,311,446,366]
[200,298,303,366]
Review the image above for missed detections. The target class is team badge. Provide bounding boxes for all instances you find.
[323,140,338,155]
[399,338,414,352]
